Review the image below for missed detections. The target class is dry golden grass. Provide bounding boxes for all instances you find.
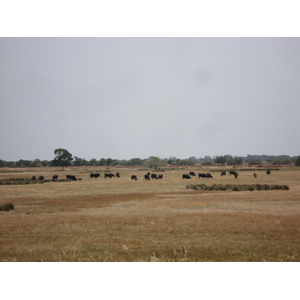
[1,167,300,261]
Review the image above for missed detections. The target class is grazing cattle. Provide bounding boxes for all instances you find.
[228,171,238,178]
[131,175,137,180]
[116,172,120,178]
[143,174,150,180]
[52,175,58,180]
[198,173,207,178]
[198,173,213,179]
[90,173,100,179]
[158,174,163,179]
[266,169,271,175]
[151,173,158,180]
[104,173,115,179]
[253,172,257,178]
[221,171,226,176]
[32,176,37,181]
[182,174,191,179]
[66,175,77,181]
[189,172,196,176]
[38,176,44,181]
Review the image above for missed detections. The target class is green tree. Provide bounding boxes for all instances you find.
[295,156,300,167]
[270,158,291,165]
[201,160,213,166]
[99,158,107,166]
[41,160,50,167]
[73,156,88,166]
[110,159,121,166]
[126,158,144,166]
[227,156,243,165]
[245,158,262,165]
[106,158,113,166]
[31,158,43,167]
[89,158,98,166]
[52,148,73,170]
[144,156,167,170]
[16,159,31,167]
[214,156,227,165]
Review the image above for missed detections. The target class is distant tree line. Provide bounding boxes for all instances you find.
[1,152,300,168]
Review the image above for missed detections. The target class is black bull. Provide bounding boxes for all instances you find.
[198,173,213,178]
[90,173,100,179]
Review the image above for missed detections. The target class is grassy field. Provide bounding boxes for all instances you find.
[1,166,300,262]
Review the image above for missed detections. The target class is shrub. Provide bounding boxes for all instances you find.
[295,156,300,167]
[193,186,202,190]
[0,203,14,212]
[232,186,240,191]
[187,184,289,192]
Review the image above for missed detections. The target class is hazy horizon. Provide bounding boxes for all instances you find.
[0,152,299,163]
[1,38,300,161]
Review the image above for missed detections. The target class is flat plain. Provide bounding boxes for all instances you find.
[1,166,300,262]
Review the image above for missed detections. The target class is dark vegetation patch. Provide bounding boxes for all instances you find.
[210,168,280,173]
[187,184,289,191]
[0,203,14,211]
[0,178,82,185]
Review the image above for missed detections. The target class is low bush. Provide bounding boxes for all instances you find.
[0,178,82,185]
[0,203,14,212]
[187,184,290,191]
[0,178,44,185]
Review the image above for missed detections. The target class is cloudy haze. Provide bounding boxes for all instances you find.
[1,37,300,161]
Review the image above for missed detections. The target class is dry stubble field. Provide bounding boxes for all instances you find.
[1,167,300,262]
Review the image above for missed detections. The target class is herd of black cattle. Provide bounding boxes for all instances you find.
[30,170,271,182]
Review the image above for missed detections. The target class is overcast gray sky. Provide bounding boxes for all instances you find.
[1,37,300,161]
